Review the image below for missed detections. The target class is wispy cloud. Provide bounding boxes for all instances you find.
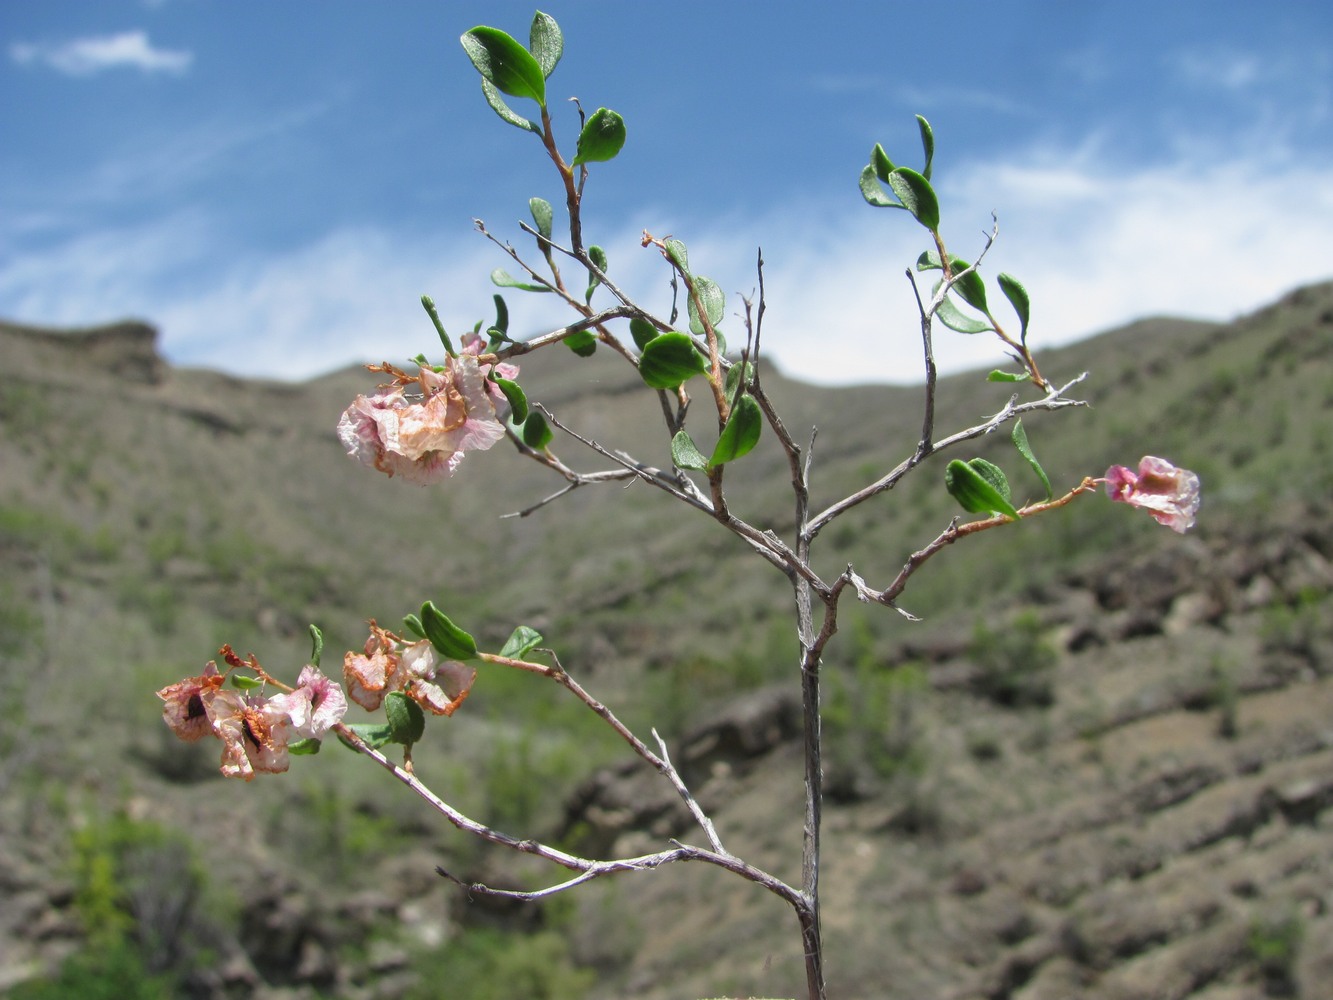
[3,141,1332,387]
[9,30,193,76]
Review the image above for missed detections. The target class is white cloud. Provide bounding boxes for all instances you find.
[3,145,1332,388]
[9,31,192,76]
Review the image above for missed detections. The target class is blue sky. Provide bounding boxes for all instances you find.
[4,1,1332,385]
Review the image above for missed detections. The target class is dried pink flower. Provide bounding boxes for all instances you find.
[1104,456,1200,533]
[400,640,476,717]
[337,348,516,484]
[206,689,294,780]
[157,662,225,742]
[344,624,402,711]
[269,665,347,739]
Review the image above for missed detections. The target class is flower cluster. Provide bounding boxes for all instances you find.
[157,651,347,780]
[337,335,519,484]
[1104,456,1200,534]
[344,622,477,717]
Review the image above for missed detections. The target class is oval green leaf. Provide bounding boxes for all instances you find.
[709,394,763,468]
[629,316,660,350]
[564,330,597,356]
[638,331,708,389]
[664,238,689,274]
[460,26,547,105]
[998,272,1031,341]
[671,430,709,471]
[887,167,940,231]
[499,625,544,659]
[479,77,539,133]
[491,268,550,293]
[572,107,626,166]
[585,244,608,303]
[858,164,898,208]
[1011,419,1052,499]
[688,276,725,336]
[519,411,554,449]
[916,115,935,181]
[528,10,563,78]
[385,691,426,746]
[872,143,895,182]
[951,262,988,313]
[492,376,528,423]
[420,601,478,660]
[288,737,322,756]
[937,295,993,334]
[944,459,1019,519]
[529,197,553,241]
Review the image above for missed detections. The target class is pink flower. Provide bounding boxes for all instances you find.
[343,624,403,711]
[269,665,347,739]
[157,662,225,742]
[400,640,476,717]
[1104,456,1200,533]
[337,348,517,484]
[206,689,294,780]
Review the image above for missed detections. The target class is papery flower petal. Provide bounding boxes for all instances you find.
[1105,456,1200,533]
[206,690,292,780]
[270,665,348,739]
[157,662,225,742]
[344,625,403,710]
[337,354,509,484]
[401,640,476,716]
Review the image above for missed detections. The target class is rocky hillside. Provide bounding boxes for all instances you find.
[0,282,1331,998]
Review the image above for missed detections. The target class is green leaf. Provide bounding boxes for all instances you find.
[916,115,935,181]
[969,459,1011,503]
[987,370,1031,383]
[725,361,755,397]
[289,738,322,756]
[339,723,394,750]
[460,26,547,105]
[998,272,1030,342]
[420,601,478,660]
[936,293,994,334]
[529,197,553,241]
[948,261,988,313]
[478,78,539,133]
[402,613,425,639]
[564,330,597,356]
[585,244,608,304]
[858,164,899,208]
[887,167,940,231]
[629,316,659,350]
[1011,419,1052,499]
[709,394,763,468]
[499,625,544,659]
[231,674,263,690]
[492,376,528,423]
[518,411,554,449]
[871,143,895,182]
[492,293,509,336]
[664,238,689,274]
[917,252,985,310]
[671,430,709,471]
[528,10,563,78]
[385,691,426,746]
[944,459,1019,519]
[308,623,324,668]
[572,107,627,166]
[638,331,709,389]
[421,295,455,355]
[491,268,550,292]
[688,276,725,336]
